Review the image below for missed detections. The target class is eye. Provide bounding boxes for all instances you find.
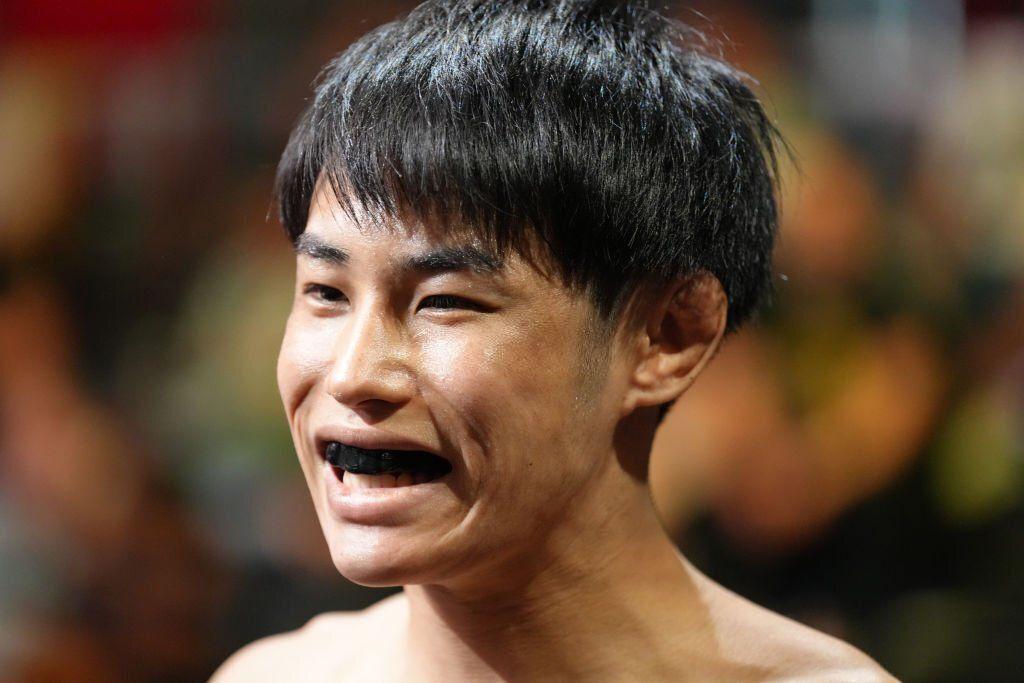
[303,283,346,304]
[417,294,485,312]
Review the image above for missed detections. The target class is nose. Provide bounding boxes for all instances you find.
[325,302,415,416]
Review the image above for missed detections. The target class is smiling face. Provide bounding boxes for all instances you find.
[277,191,636,588]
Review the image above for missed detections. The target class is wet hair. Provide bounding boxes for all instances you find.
[275,0,783,331]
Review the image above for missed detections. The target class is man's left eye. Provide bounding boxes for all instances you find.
[417,294,484,311]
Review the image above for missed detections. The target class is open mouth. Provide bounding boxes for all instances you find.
[324,441,452,489]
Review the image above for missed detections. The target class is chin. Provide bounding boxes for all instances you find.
[322,524,443,587]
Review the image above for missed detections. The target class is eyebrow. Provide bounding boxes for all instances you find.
[294,233,349,265]
[295,233,503,276]
[404,246,504,275]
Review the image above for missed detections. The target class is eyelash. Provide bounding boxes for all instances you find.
[303,286,482,312]
[303,284,346,303]
[417,294,483,311]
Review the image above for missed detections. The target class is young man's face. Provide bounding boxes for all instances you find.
[277,190,632,587]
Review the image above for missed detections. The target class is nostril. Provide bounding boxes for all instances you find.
[345,397,404,422]
[325,364,414,410]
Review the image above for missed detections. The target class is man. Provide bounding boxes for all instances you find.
[214,0,893,680]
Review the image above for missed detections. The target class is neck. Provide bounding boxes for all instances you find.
[398,470,716,682]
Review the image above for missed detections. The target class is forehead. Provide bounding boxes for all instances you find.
[309,175,471,236]
[304,186,463,250]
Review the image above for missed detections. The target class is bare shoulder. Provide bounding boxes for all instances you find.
[692,572,896,682]
[209,592,407,683]
[761,618,897,683]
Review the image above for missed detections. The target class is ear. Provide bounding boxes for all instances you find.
[620,272,728,416]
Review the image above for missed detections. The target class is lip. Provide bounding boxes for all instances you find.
[321,459,451,525]
[312,425,453,525]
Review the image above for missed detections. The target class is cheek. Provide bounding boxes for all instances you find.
[277,313,334,416]
[415,332,474,391]
[418,325,584,466]
[416,333,493,447]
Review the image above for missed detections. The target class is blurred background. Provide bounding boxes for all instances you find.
[1,0,1022,680]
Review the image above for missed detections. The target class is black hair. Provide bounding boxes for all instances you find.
[275,0,783,331]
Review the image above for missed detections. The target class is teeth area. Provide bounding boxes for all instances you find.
[341,470,432,489]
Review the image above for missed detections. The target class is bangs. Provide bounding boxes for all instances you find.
[275,2,643,300]
[274,0,782,326]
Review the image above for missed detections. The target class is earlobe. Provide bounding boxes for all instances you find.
[622,272,727,415]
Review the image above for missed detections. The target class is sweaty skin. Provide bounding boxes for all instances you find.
[212,186,893,682]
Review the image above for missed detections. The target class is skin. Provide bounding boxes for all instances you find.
[212,186,894,682]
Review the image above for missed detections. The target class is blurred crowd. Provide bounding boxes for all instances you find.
[1,1,1021,681]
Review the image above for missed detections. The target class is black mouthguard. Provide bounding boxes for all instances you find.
[325,442,451,476]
